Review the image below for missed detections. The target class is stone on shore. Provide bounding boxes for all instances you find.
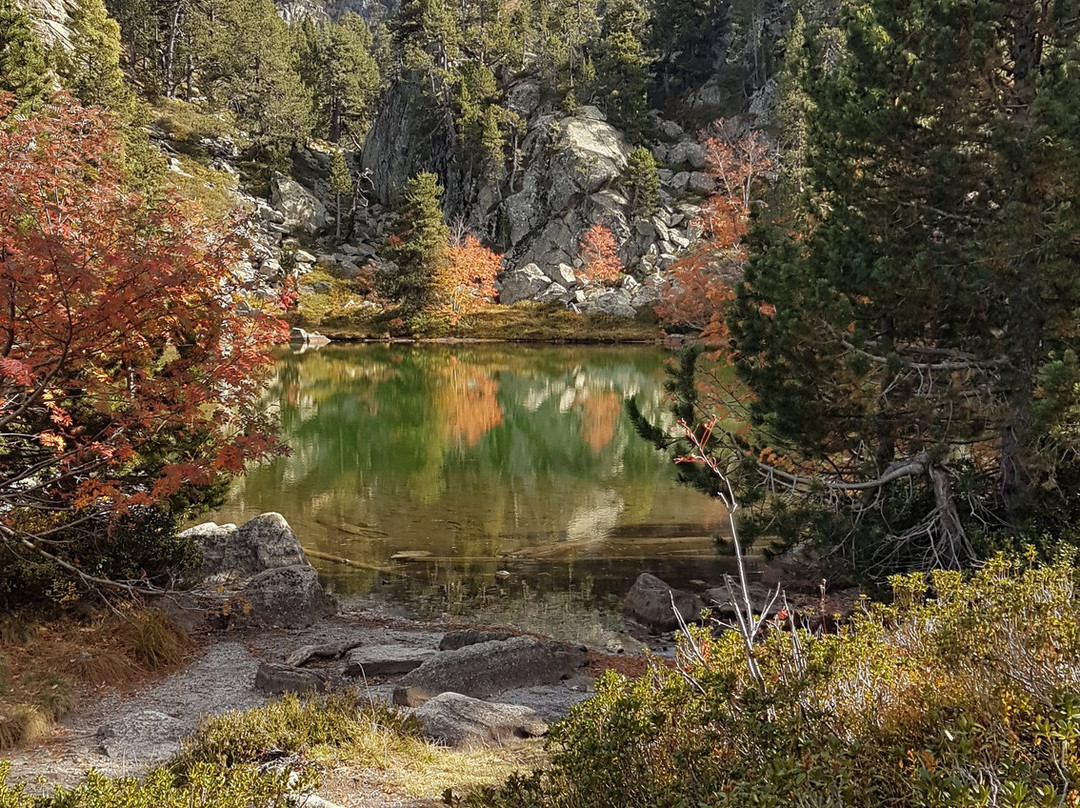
[622,572,705,632]
[345,645,436,677]
[413,692,549,748]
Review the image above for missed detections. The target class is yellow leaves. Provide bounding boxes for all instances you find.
[434,234,500,325]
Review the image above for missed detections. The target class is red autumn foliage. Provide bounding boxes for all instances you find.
[435,234,501,324]
[579,223,624,286]
[0,94,285,560]
[656,123,772,344]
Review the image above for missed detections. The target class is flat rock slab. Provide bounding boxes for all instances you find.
[255,662,329,695]
[438,629,515,651]
[97,710,185,764]
[346,645,436,677]
[393,636,587,705]
[413,692,548,748]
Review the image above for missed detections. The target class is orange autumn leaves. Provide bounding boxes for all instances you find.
[432,235,501,325]
[0,94,284,524]
[657,124,772,344]
[579,222,624,286]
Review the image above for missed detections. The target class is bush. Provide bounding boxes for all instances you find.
[470,554,1080,808]
[175,690,420,770]
[0,760,311,807]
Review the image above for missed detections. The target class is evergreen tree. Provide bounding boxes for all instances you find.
[56,0,134,112]
[593,0,651,139]
[379,172,450,320]
[649,0,725,100]
[296,14,381,144]
[623,145,659,216]
[202,0,310,152]
[719,0,1080,573]
[0,0,53,112]
[328,148,352,240]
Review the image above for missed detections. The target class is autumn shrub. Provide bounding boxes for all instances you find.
[469,554,1080,808]
[578,223,623,286]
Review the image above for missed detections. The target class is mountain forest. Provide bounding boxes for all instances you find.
[2,0,1080,804]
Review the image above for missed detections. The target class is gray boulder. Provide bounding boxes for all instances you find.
[240,565,336,628]
[183,513,308,582]
[536,282,572,305]
[545,263,577,287]
[622,573,706,632]
[98,710,185,764]
[586,289,636,318]
[255,662,329,695]
[413,692,548,748]
[668,140,708,170]
[393,636,587,705]
[499,264,552,305]
[270,173,329,236]
[345,645,436,677]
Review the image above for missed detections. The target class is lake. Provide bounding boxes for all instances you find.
[207,343,739,647]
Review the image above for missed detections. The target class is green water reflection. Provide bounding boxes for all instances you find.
[208,343,735,642]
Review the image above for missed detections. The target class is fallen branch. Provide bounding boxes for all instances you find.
[284,639,364,668]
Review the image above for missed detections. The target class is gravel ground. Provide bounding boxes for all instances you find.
[2,603,591,807]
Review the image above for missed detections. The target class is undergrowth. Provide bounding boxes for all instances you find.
[469,553,1080,808]
[0,607,191,751]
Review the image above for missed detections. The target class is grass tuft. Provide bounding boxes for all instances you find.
[119,610,192,671]
[0,705,49,751]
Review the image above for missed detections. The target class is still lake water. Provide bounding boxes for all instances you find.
[207,343,738,646]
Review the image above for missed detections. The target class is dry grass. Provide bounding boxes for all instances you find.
[0,606,193,751]
[297,296,662,343]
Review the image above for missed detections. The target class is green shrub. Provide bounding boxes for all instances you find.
[0,760,312,807]
[470,554,1080,808]
[175,689,420,769]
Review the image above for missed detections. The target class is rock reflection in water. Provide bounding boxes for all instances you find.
[207,343,731,639]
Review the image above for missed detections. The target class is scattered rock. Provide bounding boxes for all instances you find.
[254,662,328,695]
[413,692,548,748]
[240,565,336,629]
[345,645,437,677]
[438,629,515,651]
[622,572,706,632]
[97,711,185,764]
[393,636,587,705]
[293,249,317,264]
[311,281,332,294]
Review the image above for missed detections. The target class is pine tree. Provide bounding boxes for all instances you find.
[0,0,53,112]
[721,0,1080,572]
[379,172,451,320]
[328,148,352,240]
[56,0,133,112]
[594,0,651,139]
[623,146,659,216]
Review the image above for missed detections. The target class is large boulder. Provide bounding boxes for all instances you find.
[499,263,552,305]
[182,513,307,582]
[585,288,636,318]
[622,573,706,632]
[392,636,587,705]
[270,172,329,236]
[413,692,549,748]
[240,565,336,628]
